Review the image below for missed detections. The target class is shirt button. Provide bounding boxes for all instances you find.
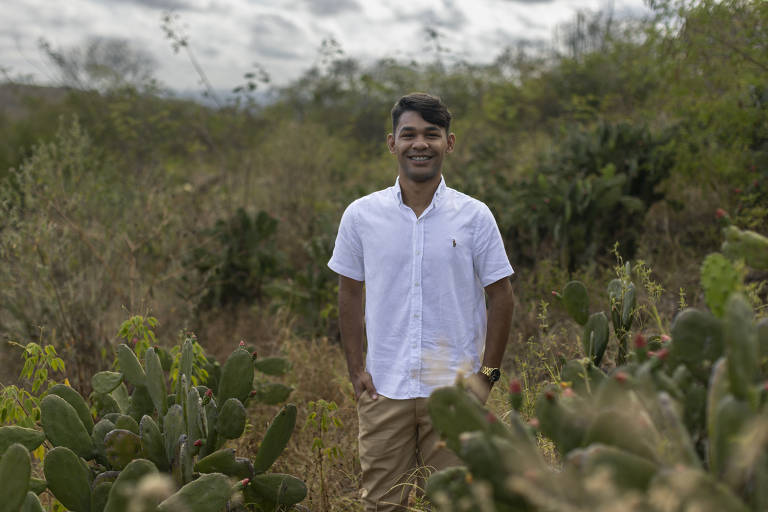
[414,313,420,318]
[414,282,419,287]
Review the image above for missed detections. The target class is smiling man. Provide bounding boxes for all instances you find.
[328,92,515,511]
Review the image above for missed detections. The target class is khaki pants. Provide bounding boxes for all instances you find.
[357,391,463,511]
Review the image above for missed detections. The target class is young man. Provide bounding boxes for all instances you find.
[328,92,515,511]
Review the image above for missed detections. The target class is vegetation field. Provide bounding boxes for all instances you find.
[1,0,767,510]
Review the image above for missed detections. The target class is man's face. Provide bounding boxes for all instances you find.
[387,111,455,184]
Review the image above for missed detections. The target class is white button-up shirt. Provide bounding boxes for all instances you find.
[328,177,514,399]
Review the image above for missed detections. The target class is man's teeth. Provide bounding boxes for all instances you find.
[410,156,430,160]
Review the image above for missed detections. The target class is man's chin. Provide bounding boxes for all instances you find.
[404,168,440,183]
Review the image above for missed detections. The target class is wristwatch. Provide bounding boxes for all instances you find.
[480,366,501,385]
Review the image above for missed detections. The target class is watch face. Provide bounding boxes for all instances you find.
[489,369,501,382]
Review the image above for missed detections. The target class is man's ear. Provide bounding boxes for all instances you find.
[386,133,396,154]
[446,132,456,153]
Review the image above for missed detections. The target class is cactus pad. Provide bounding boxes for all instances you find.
[103,458,158,512]
[252,383,293,405]
[145,347,168,417]
[244,474,308,506]
[139,415,169,471]
[19,492,44,512]
[47,383,95,435]
[104,429,143,470]
[92,371,124,395]
[217,348,254,405]
[40,394,96,459]
[217,398,247,439]
[117,344,147,387]
[253,403,297,474]
[563,280,590,325]
[0,443,31,512]
[195,448,254,480]
[253,357,292,376]
[44,446,92,512]
[0,426,45,456]
[157,473,232,512]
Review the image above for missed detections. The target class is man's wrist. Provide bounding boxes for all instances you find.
[479,366,501,386]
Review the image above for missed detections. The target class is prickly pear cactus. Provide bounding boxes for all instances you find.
[427,250,768,511]
[0,324,306,512]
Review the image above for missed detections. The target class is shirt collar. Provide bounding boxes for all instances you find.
[392,175,447,207]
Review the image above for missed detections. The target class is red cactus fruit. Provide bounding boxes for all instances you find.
[715,208,728,219]
[252,350,258,360]
[545,390,556,401]
[205,389,213,397]
[485,412,497,423]
[614,372,628,383]
[562,388,574,398]
[660,334,671,343]
[528,418,540,428]
[239,340,246,347]
[193,439,203,447]
[240,478,250,487]
[509,379,522,394]
[634,333,647,349]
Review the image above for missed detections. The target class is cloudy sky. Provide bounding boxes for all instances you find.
[3,0,649,93]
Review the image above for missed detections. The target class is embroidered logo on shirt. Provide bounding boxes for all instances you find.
[452,239,456,247]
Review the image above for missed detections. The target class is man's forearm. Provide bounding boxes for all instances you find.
[482,278,515,368]
[338,276,365,378]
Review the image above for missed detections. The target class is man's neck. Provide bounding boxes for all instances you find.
[398,173,441,218]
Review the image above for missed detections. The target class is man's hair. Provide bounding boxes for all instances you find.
[391,92,452,133]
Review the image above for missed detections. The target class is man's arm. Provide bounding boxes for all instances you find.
[338,275,378,400]
[467,277,514,402]
[482,276,515,370]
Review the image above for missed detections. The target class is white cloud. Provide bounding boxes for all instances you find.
[1,0,651,90]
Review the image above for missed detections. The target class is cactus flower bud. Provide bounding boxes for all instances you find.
[660,334,671,343]
[634,333,647,349]
[545,390,556,401]
[153,345,159,350]
[252,350,258,360]
[250,390,257,397]
[485,412,497,423]
[614,372,628,383]
[734,188,742,194]
[193,439,203,447]
[240,478,250,487]
[131,337,139,346]
[650,348,669,360]
[715,208,728,219]
[562,388,574,398]
[528,417,540,429]
[509,379,522,394]
[239,340,245,347]
[205,389,213,397]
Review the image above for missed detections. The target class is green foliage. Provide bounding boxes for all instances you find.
[185,208,281,311]
[501,122,674,270]
[1,341,66,427]
[116,316,158,361]
[701,253,742,317]
[304,400,343,511]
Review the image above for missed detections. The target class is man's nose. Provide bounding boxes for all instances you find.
[412,139,428,149]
